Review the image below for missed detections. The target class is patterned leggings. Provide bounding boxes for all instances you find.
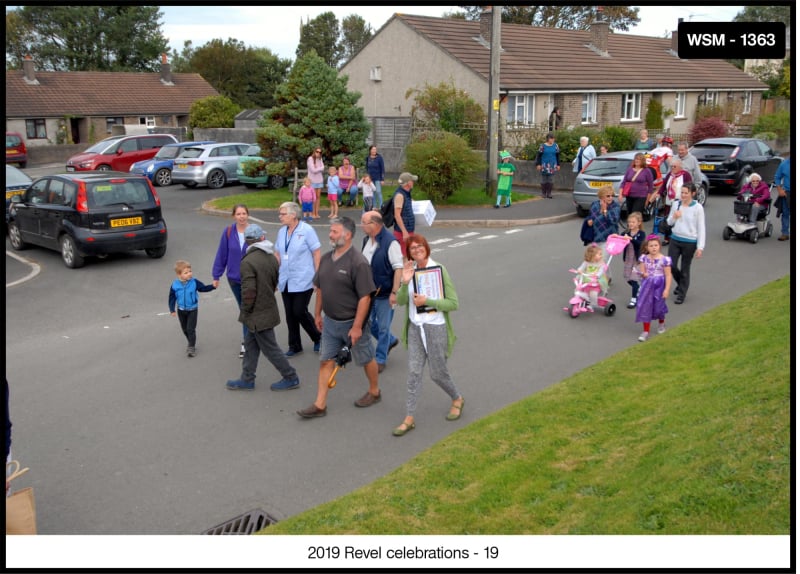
[405,322,460,418]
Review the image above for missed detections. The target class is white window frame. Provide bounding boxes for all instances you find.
[621,93,641,121]
[674,92,686,118]
[702,91,719,106]
[581,93,597,124]
[139,116,156,128]
[742,91,752,114]
[506,94,536,125]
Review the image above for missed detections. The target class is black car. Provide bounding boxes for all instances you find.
[690,137,782,194]
[7,171,167,268]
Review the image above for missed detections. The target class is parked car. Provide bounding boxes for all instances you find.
[691,137,782,194]
[7,171,167,268]
[573,150,709,220]
[6,132,28,168]
[6,164,32,222]
[65,134,178,173]
[129,140,215,187]
[236,145,292,189]
[171,142,251,189]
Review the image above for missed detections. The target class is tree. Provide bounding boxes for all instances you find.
[733,5,791,27]
[406,82,487,148]
[340,15,373,63]
[454,5,640,31]
[296,12,341,68]
[5,6,167,71]
[256,51,370,174]
[188,95,242,130]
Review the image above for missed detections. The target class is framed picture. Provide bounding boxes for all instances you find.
[412,266,444,313]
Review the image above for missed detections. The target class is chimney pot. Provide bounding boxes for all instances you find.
[160,55,173,85]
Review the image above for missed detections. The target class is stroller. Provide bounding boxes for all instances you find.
[564,234,629,318]
[723,184,773,244]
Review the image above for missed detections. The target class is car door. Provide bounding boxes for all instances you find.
[111,137,140,171]
[218,145,244,180]
[752,140,780,182]
[13,177,50,246]
[39,178,71,244]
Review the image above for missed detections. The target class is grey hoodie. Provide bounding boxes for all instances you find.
[239,238,281,331]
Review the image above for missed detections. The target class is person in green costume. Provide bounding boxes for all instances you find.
[495,150,516,208]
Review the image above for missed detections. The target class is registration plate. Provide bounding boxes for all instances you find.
[699,163,715,171]
[5,189,24,200]
[588,181,607,188]
[6,150,19,156]
[110,216,142,228]
[176,163,187,169]
[66,166,75,172]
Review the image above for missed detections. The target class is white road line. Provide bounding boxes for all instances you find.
[5,250,41,288]
[430,238,453,245]
[457,232,480,238]
[505,229,524,234]
[478,235,498,240]
[448,241,471,248]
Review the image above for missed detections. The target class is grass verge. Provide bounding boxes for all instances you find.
[262,276,791,534]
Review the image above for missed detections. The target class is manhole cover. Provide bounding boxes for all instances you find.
[203,509,277,535]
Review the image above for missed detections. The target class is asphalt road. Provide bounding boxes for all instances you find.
[4,172,792,562]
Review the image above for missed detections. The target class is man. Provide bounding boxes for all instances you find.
[226,224,300,392]
[297,217,381,418]
[676,142,702,189]
[773,153,791,241]
[572,136,596,173]
[360,210,403,373]
[393,172,418,257]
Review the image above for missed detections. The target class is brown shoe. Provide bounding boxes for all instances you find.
[297,404,327,418]
[778,235,789,241]
[354,391,381,408]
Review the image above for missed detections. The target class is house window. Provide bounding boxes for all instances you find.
[621,93,641,121]
[742,92,752,114]
[25,119,47,139]
[139,116,156,127]
[581,93,597,124]
[674,92,686,118]
[106,117,123,133]
[506,94,535,125]
[701,91,719,106]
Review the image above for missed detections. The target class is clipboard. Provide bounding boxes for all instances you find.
[412,266,445,313]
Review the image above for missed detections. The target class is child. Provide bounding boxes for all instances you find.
[169,260,216,357]
[358,174,376,212]
[622,211,647,309]
[298,177,316,222]
[635,234,672,342]
[575,243,609,306]
[325,167,339,218]
[495,150,515,208]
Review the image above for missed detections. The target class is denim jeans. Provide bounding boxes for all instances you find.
[369,296,398,365]
[373,180,383,210]
[780,191,791,235]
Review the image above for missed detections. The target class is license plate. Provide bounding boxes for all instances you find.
[5,189,24,200]
[176,163,187,169]
[588,181,607,188]
[700,163,715,171]
[6,150,19,156]
[110,216,142,228]
[66,166,75,172]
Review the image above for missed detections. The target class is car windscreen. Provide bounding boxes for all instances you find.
[582,158,631,177]
[155,146,183,159]
[690,145,736,160]
[177,147,205,159]
[83,138,122,154]
[6,134,22,147]
[6,166,31,186]
[243,145,261,156]
[88,179,153,207]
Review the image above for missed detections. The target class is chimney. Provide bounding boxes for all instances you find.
[160,53,173,85]
[589,16,609,57]
[480,6,492,44]
[22,54,38,85]
[671,18,682,54]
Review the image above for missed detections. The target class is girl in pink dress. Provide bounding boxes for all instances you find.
[635,234,672,342]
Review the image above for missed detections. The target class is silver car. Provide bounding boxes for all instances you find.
[171,142,251,189]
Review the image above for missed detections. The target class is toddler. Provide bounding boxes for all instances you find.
[622,211,646,309]
[358,174,376,212]
[325,167,339,218]
[635,234,672,342]
[495,150,515,208]
[298,177,316,222]
[169,260,216,357]
[575,243,609,306]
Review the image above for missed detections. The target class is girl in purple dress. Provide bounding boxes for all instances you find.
[635,234,672,342]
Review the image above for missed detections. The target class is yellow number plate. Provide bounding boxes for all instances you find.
[700,163,715,171]
[176,163,187,169]
[588,181,607,188]
[110,217,142,228]
[6,189,25,200]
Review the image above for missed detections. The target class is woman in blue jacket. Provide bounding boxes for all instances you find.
[212,204,250,358]
[365,145,386,209]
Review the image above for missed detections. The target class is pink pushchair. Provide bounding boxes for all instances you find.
[564,234,630,318]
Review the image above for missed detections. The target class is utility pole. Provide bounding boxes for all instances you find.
[486,5,501,196]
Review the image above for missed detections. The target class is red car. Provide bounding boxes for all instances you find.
[65,133,177,172]
[6,132,28,168]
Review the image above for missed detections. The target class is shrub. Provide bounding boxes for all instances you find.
[404,132,487,202]
[645,99,664,130]
[752,110,790,139]
[602,126,638,152]
[688,117,731,144]
[188,95,241,129]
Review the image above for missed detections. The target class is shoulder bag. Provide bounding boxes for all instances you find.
[622,168,642,198]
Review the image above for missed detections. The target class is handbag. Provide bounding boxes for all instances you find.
[658,218,672,236]
[6,461,36,535]
[622,168,642,197]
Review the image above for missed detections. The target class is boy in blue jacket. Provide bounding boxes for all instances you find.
[169,260,216,357]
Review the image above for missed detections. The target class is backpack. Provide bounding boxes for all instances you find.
[380,196,395,228]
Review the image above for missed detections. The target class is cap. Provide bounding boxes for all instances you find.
[499,151,512,159]
[244,224,266,240]
[398,172,418,185]
[662,136,674,144]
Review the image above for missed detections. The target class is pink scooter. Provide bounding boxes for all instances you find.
[564,234,630,319]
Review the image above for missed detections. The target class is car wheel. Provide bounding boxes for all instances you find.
[749,229,758,244]
[145,245,167,259]
[722,226,732,241]
[182,182,197,188]
[268,175,286,189]
[7,221,27,250]
[154,168,172,187]
[96,164,112,172]
[575,205,588,217]
[207,170,226,189]
[60,235,85,268]
[696,184,708,206]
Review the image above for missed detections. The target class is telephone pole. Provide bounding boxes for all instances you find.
[486,5,501,196]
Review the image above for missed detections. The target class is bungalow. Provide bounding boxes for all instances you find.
[5,55,218,147]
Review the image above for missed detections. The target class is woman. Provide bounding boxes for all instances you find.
[365,145,385,209]
[633,129,654,151]
[306,147,325,219]
[572,136,596,174]
[620,152,654,218]
[535,132,560,199]
[392,234,464,437]
[586,185,621,277]
[212,204,251,358]
[338,156,358,207]
[667,184,705,305]
[275,201,322,357]
[737,172,771,223]
[651,158,692,243]
[548,107,561,131]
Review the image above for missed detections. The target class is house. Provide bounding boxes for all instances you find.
[341,11,769,147]
[5,54,218,147]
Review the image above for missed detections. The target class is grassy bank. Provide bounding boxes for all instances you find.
[262,276,791,534]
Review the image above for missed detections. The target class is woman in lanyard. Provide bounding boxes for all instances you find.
[275,201,322,357]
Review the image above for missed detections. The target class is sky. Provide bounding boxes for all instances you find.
[159,5,746,60]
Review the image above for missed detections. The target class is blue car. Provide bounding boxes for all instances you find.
[130,140,214,186]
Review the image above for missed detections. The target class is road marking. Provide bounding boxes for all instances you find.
[448,241,471,248]
[457,232,480,238]
[478,235,498,240]
[430,238,453,245]
[505,229,524,234]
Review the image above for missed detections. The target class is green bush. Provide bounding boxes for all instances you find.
[404,132,487,202]
[752,111,790,139]
[602,126,638,152]
[645,100,664,130]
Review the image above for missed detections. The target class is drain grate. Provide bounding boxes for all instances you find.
[203,509,278,535]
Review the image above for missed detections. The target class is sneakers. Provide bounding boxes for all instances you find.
[354,391,382,408]
[226,379,254,391]
[657,323,666,335]
[186,346,196,357]
[270,377,300,391]
[239,343,245,359]
[285,348,303,357]
[503,203,511,208]
[313,341,321,353]
[297,404,327,418]
[627,297,637,309]
[637,332,649,342]
[494,204,500,209]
